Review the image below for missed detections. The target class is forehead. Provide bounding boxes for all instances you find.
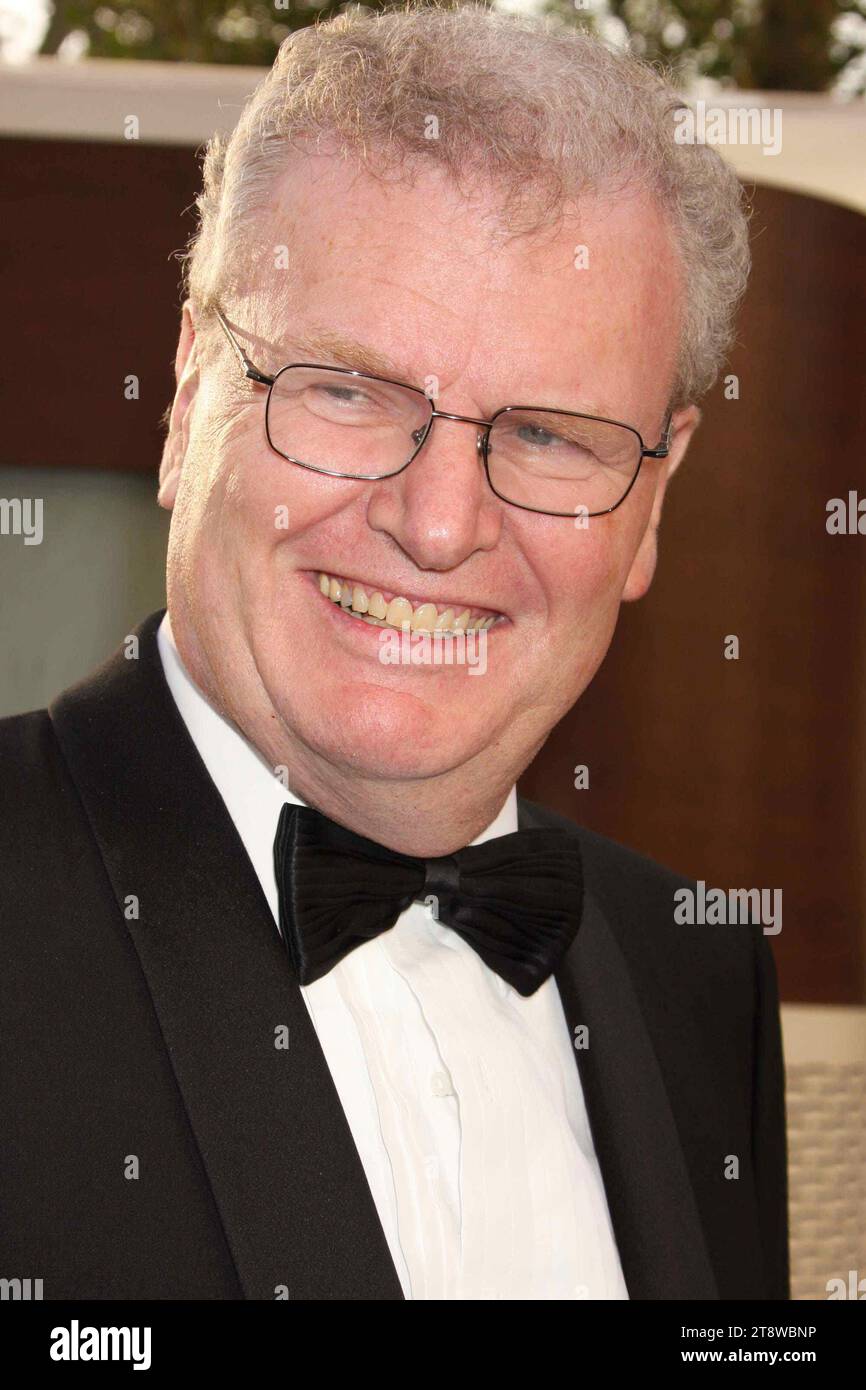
[243,154,682,416]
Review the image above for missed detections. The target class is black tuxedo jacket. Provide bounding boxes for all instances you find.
[0,611,789,1300]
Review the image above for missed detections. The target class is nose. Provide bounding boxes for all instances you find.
[411,421,486,463]
[366,414,504,571]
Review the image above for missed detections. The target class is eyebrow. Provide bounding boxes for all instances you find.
[279,325,407,381]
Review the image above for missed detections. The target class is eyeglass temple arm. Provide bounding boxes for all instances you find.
[642,408,675,459]
[214,307,274,386]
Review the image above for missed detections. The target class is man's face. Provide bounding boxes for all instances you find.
[159,157,696,802]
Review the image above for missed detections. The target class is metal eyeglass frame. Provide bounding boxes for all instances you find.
[213,305,674,519]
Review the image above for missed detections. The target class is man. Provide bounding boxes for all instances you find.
[0,4,787,1299]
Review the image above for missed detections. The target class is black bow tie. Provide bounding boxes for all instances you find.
[273,802,583,997]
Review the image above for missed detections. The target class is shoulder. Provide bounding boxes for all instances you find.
[0,706,66,795]
[0,706,94,886]
[519,793,695,903]
[518,794,761,992]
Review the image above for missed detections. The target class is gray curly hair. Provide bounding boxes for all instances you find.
[181,1,751,408]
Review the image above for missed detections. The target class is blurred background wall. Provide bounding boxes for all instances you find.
[1,1,864,1297]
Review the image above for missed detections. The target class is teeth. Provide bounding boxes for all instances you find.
[368,591,387,620]
[385,596,413,628]
[316,573,499,634]
[411,603,438,632]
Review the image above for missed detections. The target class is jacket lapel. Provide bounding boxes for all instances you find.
[518,797,719,1299]
[50,611,403,1301]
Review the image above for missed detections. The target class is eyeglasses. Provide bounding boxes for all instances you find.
[213,306,673,519]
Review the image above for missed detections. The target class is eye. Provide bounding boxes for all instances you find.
[514,423,581,450]
[297,375,406,422]
[310,383,375,407]
[505,420,594,456]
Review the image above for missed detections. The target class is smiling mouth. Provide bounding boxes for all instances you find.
[314,572,504,636]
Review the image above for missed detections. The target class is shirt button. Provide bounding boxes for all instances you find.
[430,1070,454,1098]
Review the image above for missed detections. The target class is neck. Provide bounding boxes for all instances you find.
[275,749,519,858]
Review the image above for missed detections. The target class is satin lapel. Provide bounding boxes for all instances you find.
[518,797,718,1299]
[50,612,403,1301]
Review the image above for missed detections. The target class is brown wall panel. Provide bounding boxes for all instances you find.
[1,136,196,471]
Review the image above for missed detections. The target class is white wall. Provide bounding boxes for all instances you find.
[0,466,168,717]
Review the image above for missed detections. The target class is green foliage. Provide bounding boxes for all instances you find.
[38,0,399,65]
[34,0,866,92]
[545,0,866,92]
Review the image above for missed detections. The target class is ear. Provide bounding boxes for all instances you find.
[157,301,200,511]
[621,403,701,602]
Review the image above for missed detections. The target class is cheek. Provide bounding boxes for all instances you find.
[166,442,264,621]
[531,525,639,701]
[182,451,299,586]
[565,558,623,664]
[544,524,631,624]
[225,447,367,556]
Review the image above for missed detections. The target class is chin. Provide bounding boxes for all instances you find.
[284,682,489,783]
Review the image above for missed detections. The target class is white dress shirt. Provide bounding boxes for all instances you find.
[157,613,627,1300]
